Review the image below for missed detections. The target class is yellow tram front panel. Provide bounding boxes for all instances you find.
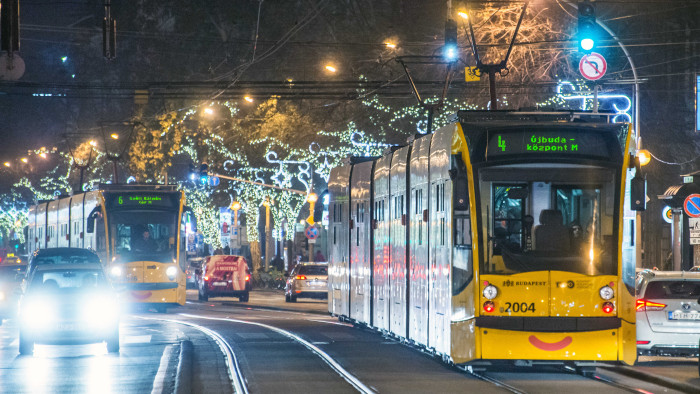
[480,272,550,317]
[112,261,185,305]
[549,272,618,317]
[478,328,619,360]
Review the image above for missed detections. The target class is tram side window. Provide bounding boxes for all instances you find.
[492,185,525,255]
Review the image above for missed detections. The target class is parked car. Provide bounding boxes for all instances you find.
[27,248,101,276]
[186,257,205,289]
[18,263,120,355]
[196,255,250,302]
[689,266,700,272]
[0,263,26,323]
[636,270,700,357]
[285,262,328,302]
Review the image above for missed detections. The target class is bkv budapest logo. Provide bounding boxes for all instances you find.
[503,280,515,287]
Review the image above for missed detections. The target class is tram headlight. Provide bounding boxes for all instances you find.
[110,266,123,277]
[599,285,614,300]
[166,266,178,280]
[483,285,498,300]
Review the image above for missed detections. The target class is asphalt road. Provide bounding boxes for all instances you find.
[0,289,698,393]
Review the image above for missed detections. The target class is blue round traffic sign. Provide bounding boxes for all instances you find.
[684,194,700,218]
[208,176,220,187]
[305,226,318,240]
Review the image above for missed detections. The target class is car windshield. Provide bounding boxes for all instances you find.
[110,210,178,263]
[0,265,26,283]
[29,269,107,293]
[32,250,101,266]
[644,280,700,299]
[298,265,327,276]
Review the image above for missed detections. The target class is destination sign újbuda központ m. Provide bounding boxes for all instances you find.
[487,129,610,158]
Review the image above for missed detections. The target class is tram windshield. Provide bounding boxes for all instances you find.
[109,211,178,263]
[479,164,618,275]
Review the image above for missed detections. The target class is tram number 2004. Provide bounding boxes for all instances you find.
[503,302,535,313]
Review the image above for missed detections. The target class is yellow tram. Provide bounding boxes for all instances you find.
[328,111,643,366]
[27,184,196,311]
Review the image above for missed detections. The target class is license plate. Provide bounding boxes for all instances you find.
[668,311,700,320]
[56,323,76,331]
[213,281,227,286]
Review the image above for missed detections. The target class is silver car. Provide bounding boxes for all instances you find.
[285,263,328,302]
[636,271,700,357]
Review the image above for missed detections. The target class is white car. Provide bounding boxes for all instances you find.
[636,271,700,357]
[18,263,120,355]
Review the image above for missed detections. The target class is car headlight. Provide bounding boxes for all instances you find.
[483,285,498,300]
[21,300,55,327]
[110,266,123,277]
[599,285,614,300]
[166,266,178,280]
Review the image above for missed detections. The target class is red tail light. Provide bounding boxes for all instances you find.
[245,275,250,281]
[296,275,307,280]
[637,340,650,345]
[483,301,495,313]
[602,302,615,314]
[636,299,666,311]
[203,276,210,281]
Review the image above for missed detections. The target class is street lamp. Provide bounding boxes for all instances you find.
[3,162,10,167]
[457,11,469,20]
[204,107,214,115]
[21,157,27,163]
[89,140,97,147]
[324,64,337,73]
[110,133,119,140]
[263,197,274,270]
[231,201,242,226]
[637,149,651,166]
[306,192,318,226]
[384,41,396,49]
[244,96,254,103]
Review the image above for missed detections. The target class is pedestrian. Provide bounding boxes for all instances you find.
[314,250,326,262]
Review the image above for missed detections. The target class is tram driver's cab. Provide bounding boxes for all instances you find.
[483,169,617,276]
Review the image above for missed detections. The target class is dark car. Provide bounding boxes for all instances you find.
[0,264,26,323]
[196,255,251,302]
[18,263,120,355]
[186,257,205,289]
[28,248,102,276]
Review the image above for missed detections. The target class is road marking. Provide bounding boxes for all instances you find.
[180,313,375,394]
[138,316,248,394]
[151,344,175,394]
[123,335,152,344]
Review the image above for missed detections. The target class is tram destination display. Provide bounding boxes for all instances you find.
[107,193,177,208]
[487,129,611,158]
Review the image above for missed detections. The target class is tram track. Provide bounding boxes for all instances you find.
[178,313,376,394]
[137,315,248,394]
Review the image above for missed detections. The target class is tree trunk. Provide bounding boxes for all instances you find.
[250,240,261,272]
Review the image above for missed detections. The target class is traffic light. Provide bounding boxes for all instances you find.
[444,19,458,62]
[577,1,597,52]
[199,163,209,185]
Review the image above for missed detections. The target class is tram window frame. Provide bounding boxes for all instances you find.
[492,184,526,255]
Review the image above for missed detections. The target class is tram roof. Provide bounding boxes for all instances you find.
[457,110,625,127]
